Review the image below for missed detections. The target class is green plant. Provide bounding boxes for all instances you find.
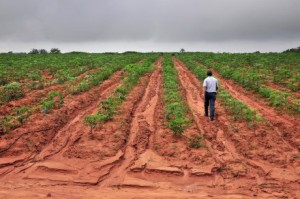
[168,117,190,136]
[0,116,13,134]
[0,82,24,103]
[289,99,300,114]
[48,90,64,106]
[288,74,300,92]
[268,90,289,108]
[41,90,64,114]
[41,100,54,114]
[165,102,186,120]
[14,106,31,124]
[100,96,120,119]
[84,114,108,133]
[189,135,206,149]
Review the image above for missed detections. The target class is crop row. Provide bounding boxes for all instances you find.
[162,55,190,136]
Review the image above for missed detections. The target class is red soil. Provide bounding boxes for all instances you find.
[0,58,299,198]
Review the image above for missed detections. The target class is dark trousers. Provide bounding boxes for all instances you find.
[205,92,216,119]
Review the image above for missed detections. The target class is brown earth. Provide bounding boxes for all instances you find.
[0,58,299,198]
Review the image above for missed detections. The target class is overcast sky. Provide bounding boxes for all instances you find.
[1,0,300,53]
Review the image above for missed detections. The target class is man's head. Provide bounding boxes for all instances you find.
[207,70,213,76]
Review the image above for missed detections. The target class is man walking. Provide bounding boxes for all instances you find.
[203,70,218,121]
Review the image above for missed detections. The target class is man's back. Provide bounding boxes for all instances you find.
[203,76,218,93]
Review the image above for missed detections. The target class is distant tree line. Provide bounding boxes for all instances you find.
[283,46,300,53]
[28,48,61,54]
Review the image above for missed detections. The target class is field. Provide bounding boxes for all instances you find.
[0,52,299,198]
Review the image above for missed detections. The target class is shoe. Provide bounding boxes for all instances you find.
[210,118,214,121]
[205,114,208,117]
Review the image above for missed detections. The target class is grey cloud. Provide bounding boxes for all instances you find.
[0,0,300,52]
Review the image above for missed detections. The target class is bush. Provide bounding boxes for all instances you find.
[288,74,300,92]
[0,82,24,103]
[0,116,13,134]
[50,48,61,54]
[168,117,190,137]
[84,114,108,133]
[39,49,48,54]
[14,106,31,124]
[41,90,63,114]
[28,48,39,54]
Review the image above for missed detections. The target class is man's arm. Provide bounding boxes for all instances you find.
[203,79,207,97]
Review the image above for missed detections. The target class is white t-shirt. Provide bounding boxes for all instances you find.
[203,76,218,92]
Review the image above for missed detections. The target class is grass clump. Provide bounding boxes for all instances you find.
[189,135,206,149]
[41,90,64,114]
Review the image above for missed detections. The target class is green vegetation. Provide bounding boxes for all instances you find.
[0,106,32,135]
[14,106,32,124]
[84,114,108,133]
[162,55,190,136]
[41,90,64,114]
[218,89,263,126]
[0,82,24,103]
[189,135,206,149]
[0,116,13,135]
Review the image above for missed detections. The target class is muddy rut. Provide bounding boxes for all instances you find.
[0,58,299,198]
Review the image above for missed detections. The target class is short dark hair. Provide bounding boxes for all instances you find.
[207,70,213,76]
